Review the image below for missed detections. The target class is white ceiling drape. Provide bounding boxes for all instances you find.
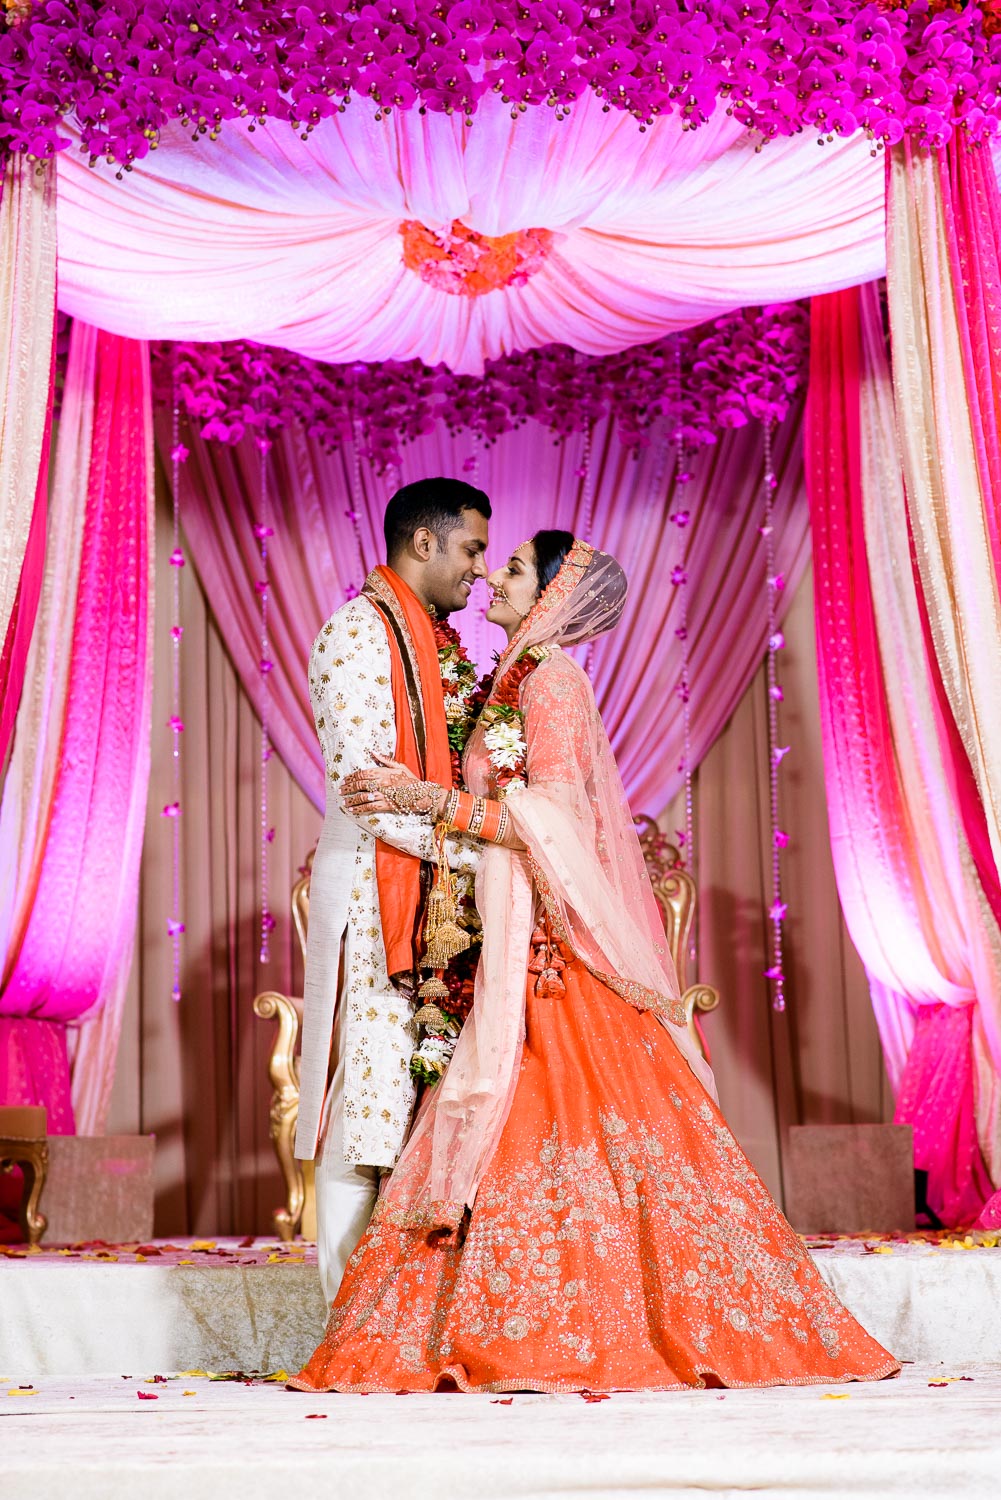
[57,93,889,374]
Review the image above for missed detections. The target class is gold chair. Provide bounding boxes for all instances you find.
[255,823,720,1239]
[0,1105,49,1245]
[632,815,721,1057]
[252,853,315,1242]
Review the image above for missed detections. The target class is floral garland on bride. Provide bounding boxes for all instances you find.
[474,648,548,794]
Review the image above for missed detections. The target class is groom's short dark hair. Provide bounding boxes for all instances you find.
[384,477,491,560]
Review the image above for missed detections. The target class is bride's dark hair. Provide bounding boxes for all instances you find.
[531,529,576,597]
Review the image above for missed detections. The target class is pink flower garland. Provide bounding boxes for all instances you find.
[4,3,1001,169]
[151,302,810,469]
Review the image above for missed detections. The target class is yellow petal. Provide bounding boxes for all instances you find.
[820,1393,850,1400]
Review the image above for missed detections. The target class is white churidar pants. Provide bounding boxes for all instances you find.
[314,992,380,1307]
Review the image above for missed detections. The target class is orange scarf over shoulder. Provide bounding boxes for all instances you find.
[366,565,453,981]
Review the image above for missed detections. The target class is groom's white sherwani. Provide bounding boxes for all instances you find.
[296,592,476,1298]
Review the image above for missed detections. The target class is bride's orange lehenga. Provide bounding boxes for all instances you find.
[291,946,899,1394]
[292,542,899,1394]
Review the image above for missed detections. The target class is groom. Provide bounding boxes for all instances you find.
[296,477,490,1304]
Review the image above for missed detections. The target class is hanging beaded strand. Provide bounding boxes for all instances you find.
[462,437,489,666]
[345,418,368,601]
[579,421,597,675]
[254,439,276,965]
[164,389,187,1002]
[669,335,697,964]
[761,420,788,1012]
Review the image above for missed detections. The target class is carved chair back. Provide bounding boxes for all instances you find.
[632,814,696,992]
[291,851,313,965]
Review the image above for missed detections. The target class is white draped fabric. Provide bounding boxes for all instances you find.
[57,96,889,374]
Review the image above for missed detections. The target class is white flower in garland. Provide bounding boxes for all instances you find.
[483,719,525,771]
[412,1033,456,1078]
[439,657,463,683]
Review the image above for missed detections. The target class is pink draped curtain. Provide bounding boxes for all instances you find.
[807,282,1001,1226]
[883,133,1001,1226]
[171,412,809,821]
[0,158,57,773]
[0,324,155,1133]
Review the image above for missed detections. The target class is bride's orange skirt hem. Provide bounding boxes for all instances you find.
[287,1357,901,1397]
[291,960,900,1396]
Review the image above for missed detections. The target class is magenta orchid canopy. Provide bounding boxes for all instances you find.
[8,1,1000,454]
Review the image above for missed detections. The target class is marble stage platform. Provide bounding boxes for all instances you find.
[4,1363,1000,1500]
[1,1232,1000,1378]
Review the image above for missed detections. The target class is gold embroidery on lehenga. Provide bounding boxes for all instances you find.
[315,1092,851,1387]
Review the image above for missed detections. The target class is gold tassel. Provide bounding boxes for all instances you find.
[413,1001,459,1035]
[417,974,450,1002]
[423,918,470,969]
[419,821,471,975]
[413,1002,447,1030]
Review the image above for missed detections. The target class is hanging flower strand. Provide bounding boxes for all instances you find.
[668,331,700,970]
[578,420,598,675]
[164,389,188,1001]
[344,417,368,602]
[255,440,276,965]
[670,340,696,889]
[761,421,788,1012]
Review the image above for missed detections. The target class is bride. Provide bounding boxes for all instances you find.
[290,532,898,1393]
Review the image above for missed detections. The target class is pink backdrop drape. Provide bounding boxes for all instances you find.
[172,413,810,821]
[0,324,155,1133]
[807,276,1001,1225]
[112,471,881,1236]
[883,133,1001,1225]
[0,158,57,774]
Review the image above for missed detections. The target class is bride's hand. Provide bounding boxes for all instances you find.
[341,753,443,817]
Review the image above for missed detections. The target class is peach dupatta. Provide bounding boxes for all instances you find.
[377,544,716,1230]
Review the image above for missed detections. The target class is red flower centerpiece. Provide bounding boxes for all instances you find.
[400,220,553,297]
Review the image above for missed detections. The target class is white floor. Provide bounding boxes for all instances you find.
[3,1364,1000,1500]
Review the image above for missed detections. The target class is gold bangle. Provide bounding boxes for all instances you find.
[468,795,487,838]
[442,786,461,828]
[495,802,509,844]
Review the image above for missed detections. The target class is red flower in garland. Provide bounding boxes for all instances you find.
[430,613,479,788]
[476,650,545,792]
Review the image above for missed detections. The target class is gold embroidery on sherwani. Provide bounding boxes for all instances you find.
[302,596,481,1167]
